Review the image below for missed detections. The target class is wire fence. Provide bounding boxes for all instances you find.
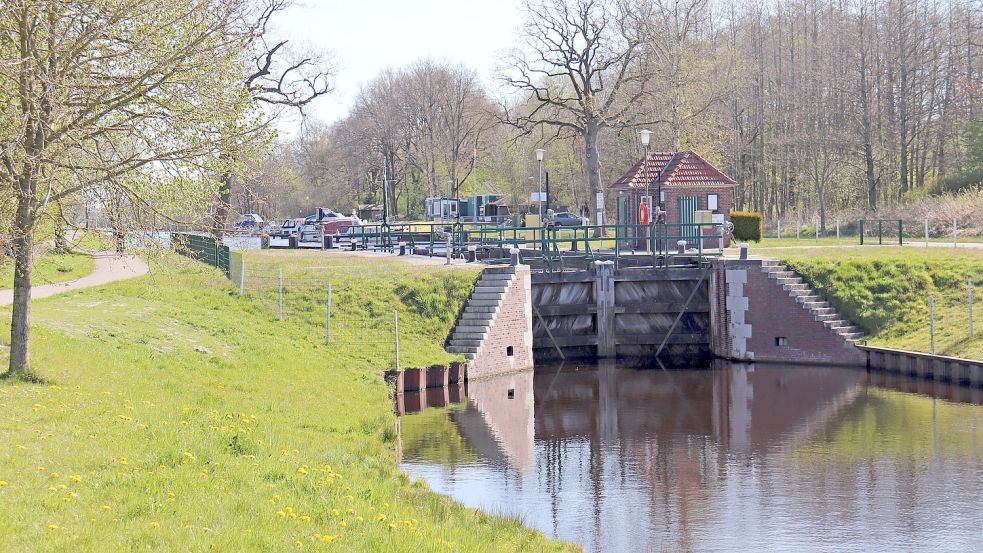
[763,218,983,246]
[229,258,403,370]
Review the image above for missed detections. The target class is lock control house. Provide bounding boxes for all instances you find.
[611,150,737,248]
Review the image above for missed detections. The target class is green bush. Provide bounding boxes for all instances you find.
[731,211,763,242]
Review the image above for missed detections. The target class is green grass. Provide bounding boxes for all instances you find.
[0,251,572,551]
[0,251,95,290]
[767,247,983,360]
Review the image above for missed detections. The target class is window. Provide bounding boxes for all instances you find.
[506,346,514,357]
[708,194,719,211]
[775,337,788,347]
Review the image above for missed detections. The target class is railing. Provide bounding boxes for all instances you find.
[340,222,726,272]
[859,220,903,246]
[172,232,232,277]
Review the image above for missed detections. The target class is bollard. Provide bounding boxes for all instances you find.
[393,310,400,371]
[740,243,749,260]
[350,239,356,251]
[970,279,974,338]
[510,247,521,266]
[398,241,406,256]
[930,296,935,354]
[677,240,686,254]
[445,234,452,265]
[467,244,477,263]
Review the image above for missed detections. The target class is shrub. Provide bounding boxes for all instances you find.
[731,211,763,242]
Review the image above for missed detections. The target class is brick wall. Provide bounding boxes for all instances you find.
[469,266,535,379]
[711,259,865,365]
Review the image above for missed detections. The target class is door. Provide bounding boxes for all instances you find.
[678,195,699,245]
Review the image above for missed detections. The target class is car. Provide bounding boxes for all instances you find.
[550,212,584,227]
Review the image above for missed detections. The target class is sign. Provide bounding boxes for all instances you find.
[530,192,546,203]
[595,192,604,210]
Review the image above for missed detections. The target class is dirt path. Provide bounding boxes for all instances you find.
[0,252,148,307]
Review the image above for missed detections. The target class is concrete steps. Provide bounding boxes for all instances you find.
[761,262,866,344]
[446,268,517,359]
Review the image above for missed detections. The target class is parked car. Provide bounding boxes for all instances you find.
[232,213,264,231]
[550,212,584,227]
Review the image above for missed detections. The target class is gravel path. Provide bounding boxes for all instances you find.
[0,252,148,307]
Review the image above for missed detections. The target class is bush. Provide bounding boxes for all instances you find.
[731,211,763,242]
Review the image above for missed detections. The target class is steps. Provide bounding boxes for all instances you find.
[446,267,517,359]
[761,260,866,344]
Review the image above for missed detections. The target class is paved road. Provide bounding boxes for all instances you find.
[0,253,148,307]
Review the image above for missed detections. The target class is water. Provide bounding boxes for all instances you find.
[398,363,983,552]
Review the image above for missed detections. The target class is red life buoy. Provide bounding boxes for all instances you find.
[638,201,650,225]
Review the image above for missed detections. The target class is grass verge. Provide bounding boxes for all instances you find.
[0,251,95,290]
[764,246,983,360]
[0,251,573,551]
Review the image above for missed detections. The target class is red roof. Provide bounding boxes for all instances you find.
[610,151,737,189]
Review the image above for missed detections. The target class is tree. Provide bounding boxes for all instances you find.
[0,0,259,376]
[502,0,654,225]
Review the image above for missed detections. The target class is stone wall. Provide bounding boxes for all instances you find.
[711,259,865,365]
[468,265,535,379]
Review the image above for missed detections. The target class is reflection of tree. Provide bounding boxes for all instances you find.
[399,405,478,465]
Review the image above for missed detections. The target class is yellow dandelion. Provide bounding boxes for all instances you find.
[276,511,286,518]
[299,515,310,522]
[284,506,294,513]
[388,523,397,530]
[289,512,297,519]
[37,467,45,472]
[345,495,353,502]
[183,452,196,462]
[355,516,363,523]
[47,486,57,492]
[101,505,112,511]
[320,535,335,544]
[338,521,347,528]
[293,540,303,547]
[57,484,67,490]
[16,445,27,450]
[296,466,308,475]
[331,508,340,517]
[0,480,7,486]
[346,508,355,514]
[150,522,160,529]
[50,472,60,478]
[383,502,389,508]
[47,524,58,530]
[377,513,387,522]
[70,475,81,483]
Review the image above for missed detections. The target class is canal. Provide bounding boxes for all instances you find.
[398,363,983,552]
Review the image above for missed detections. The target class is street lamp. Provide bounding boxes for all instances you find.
[639,130,652,252]
[535,148,545,222]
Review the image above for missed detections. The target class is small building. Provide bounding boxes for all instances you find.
[425,197,460,221]
[357,203,384,222]
[610,151,737,248]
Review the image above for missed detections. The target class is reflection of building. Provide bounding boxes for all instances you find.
[449,371,535,470]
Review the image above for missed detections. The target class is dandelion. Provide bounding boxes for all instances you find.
[320,535,335,544]
[346,508,355,515]
[377,514,387,522]
[296,466,308,475]
[183,452,196,463]
[355,516,363,523]
[383,502,389,508]
[345,495,353,502]
[276,511,286,518]
[47,486,57,492]
[70,475,81,483]
[47,524,58,530]
[338,521,347,528]
[0,480,7,486]
[16,445,26,450]
[57,484,67,490]
[102,505,112,511]
[37,467,45,472]
[331,509,339,517]
[273,495,281,502]
[293,540,303,547]
[289,512,297,519]
[299,515,310,522]
[50,472,60,479]
[150,522,160,529]
[388,523,397,530]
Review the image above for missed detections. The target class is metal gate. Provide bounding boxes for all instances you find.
[678,195,699,243]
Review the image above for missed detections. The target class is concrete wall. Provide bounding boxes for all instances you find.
[469,266,535,379]
[861,346,983,387]
[710,259,865,365]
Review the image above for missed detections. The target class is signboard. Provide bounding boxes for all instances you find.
[595,192,604,210]
[530,192,546,203]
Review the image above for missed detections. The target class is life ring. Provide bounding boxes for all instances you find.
[638,201,650,225]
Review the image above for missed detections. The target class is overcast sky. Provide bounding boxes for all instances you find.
[275,0,525,130]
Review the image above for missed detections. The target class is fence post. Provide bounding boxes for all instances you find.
[836,220,840,239]
[239,258,245,297]
[898,219,903,246]
[815,221,819,242]
[393,310,400,371]
[326,282,332,343]
[930,296,935,354]
[924,218,929,247]
[445,234,451,265]
[953,220,957,248]
[796,220,800,240]
[777,219,781,240]
[278,268,283,322]
[970,279,974,338]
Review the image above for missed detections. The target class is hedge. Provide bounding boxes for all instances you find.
[731,211,763,242]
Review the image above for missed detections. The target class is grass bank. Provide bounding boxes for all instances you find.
[762,246,983,360]
[0,251,573,551]
[0,251,94,290]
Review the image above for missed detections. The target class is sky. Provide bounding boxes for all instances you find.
[275,0,526,130]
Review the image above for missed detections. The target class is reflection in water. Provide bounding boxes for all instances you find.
[399,363,983,552]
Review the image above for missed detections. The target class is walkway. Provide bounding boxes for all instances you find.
[0,253,148,307]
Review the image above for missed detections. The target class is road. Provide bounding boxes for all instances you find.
[0,253,148,307]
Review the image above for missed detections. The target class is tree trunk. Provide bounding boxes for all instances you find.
[212,169,234,238]
[9,191,35,376]
[584,117,603,233]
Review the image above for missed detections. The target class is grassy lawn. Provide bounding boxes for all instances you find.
[761,246,983,360]
[0,251,95,290]
[0,251,572,551]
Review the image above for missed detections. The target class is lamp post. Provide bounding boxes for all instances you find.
[535,148,545,222]
[639,130,652,252]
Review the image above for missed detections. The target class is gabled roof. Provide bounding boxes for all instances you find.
[610,151,737,189]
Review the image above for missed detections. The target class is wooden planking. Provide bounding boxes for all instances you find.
[532,332,707,348]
